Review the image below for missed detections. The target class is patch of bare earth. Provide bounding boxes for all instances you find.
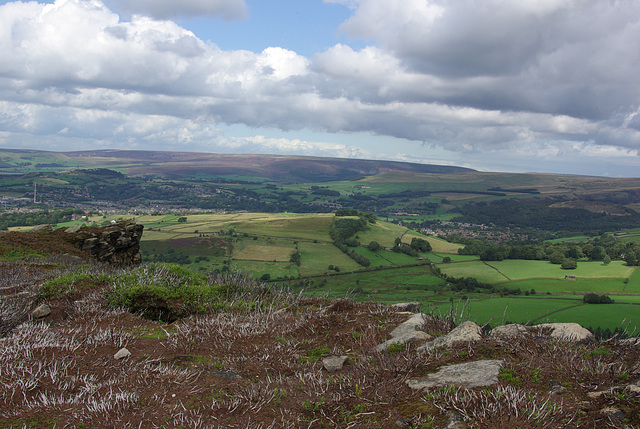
[1,263,640,428]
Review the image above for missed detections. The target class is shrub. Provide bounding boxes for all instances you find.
[39,269,113,300]
[583,293,614,304]
[105,263,225,322]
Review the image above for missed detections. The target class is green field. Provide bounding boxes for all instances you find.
[23,210,640,331]
[440,259,636,283]
[233,238,296,262]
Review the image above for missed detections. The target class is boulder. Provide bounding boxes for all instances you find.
[377,313,431,352]
[418,321,482,352]
[322,355,349,372]
[114,348,131,360]
[31,303,51,319]
[490,323,529,339]
[536,323,594,343]
[407,359,503,390]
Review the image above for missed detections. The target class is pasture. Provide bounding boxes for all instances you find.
[25,210,640,331]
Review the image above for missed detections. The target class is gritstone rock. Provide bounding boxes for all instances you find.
[322,356,349,372]
[114,348,131,360]
[418,321,482,352]
[407,359,503,390]
[377,313,431,352]
[31,304,51,319]
[490,323,529,339]
[537,323,594,343]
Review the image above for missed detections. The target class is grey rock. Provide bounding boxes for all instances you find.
[377,313,431,352]
[490,323,529,339]
[536,323,594,343]
[391,302,421,313]
[418,321,482,352]
[407,359,503,390]
[30,224,52,233]
[547,381,566,395]
[377,331,431,352]
[390,313,428,338]
[587,390,608,399]
[114,348,131,360]
[626,379,640,393]
[31,303,51,319]
[64,226,82,233]
[322,355,349,372]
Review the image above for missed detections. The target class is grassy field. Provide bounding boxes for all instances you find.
[233,237,296,262]
[19,210,640,331]
[401,230,463,253]
[298,241,362,276]
[355,222,403,247]
[441,259,637,283]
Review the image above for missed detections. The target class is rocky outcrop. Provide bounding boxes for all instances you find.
[490,323,529,339]
[64,220,144,266]
[536,322,594,343]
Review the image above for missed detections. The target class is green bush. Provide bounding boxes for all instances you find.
[105,263,225,322]
[583,293,614,304]
[39,269,113,300]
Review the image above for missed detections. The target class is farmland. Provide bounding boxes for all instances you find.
[19,211,638,332]
[3,149,640,333]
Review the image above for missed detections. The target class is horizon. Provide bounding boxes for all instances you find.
[4,146,640,179]
[0,0,639,177]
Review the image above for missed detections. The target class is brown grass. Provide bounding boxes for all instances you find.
[1,261,639,428]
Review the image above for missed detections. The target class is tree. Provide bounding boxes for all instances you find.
[603,254,611,265]
[367,241,381,251]
[410,237,432,252]
[583,293,614,304]
[561,258,577,270]
[177,217,187,223]
[549,251,565,264]
[590,246,606,261]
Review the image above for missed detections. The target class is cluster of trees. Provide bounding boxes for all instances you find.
[0,209,83,230]
[583,293,615,304]
[458,198,640,232]
[459,235,640,267]
[289,250,301,266]
[329,211,377,267]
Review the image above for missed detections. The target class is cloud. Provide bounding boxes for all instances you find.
[0,0,639,176]
[105,0,248,21]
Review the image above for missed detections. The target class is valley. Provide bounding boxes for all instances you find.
[2,149,640,334]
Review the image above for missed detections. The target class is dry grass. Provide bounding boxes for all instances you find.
[1,260,639,428]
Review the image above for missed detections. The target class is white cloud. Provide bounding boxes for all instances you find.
[0,0,639,176]
[106,0,248,21]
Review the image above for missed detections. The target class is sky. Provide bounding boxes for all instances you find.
[0,0,639,177]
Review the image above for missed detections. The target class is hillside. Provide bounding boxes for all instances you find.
[1,224,640,428]
[0,149,473,182]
